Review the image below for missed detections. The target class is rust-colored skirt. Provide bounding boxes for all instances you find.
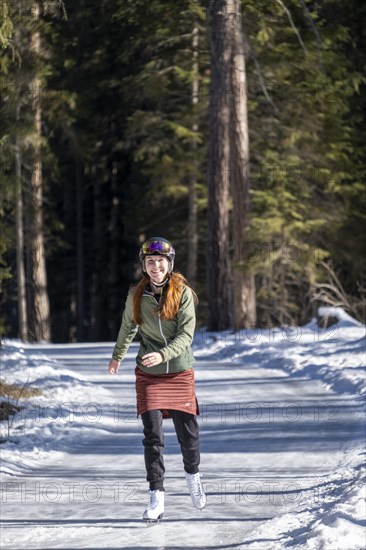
[135,366,199,418]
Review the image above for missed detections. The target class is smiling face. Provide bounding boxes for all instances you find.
[144,255,170,285]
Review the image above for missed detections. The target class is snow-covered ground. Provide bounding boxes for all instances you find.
[0,312,365,549]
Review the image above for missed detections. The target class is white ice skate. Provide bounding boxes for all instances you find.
[185,472,206,510]
[142,489,164,522]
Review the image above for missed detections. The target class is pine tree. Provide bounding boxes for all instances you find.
[241,0,364,325]
[28,1,50,341]
[207,0,257,330]
[206,0,233,330]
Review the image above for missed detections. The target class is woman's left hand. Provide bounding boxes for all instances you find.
[142,352,163,368]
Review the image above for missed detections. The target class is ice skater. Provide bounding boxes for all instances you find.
[108,237,206,521]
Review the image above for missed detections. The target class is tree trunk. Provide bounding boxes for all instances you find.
[109,161,120,339]
[90,176,103,340]
[29,1,50,341]
[187,25,199,289]
[207,0,232,330]
[230,0,256,329]
[76,160,84,341]
[15,114,28,341]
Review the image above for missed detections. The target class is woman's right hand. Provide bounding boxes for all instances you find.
[108,359,120,375]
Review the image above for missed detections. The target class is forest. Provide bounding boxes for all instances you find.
[0,0,365,342]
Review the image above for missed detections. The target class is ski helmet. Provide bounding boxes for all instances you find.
[139,237,175,273]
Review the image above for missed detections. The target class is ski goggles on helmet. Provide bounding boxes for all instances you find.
[141,240,174,256]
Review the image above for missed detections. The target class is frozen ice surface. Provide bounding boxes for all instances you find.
[1,319,365,549]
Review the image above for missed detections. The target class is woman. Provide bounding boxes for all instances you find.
[108,237,206,521]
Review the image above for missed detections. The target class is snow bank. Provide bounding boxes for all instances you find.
[194,309,365,396]
[0,340,112,463]
[317,306,364,328]
[239,447,365,550]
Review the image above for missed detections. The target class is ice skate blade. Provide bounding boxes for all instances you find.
[191,499,207,510]
[144,513,163,525]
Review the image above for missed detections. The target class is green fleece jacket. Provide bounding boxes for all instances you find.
[112,284,196,375]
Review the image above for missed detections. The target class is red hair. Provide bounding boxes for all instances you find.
[132,272,197,325]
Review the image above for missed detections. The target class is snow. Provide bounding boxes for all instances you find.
[317,307,364,328]
[1,310,365,549]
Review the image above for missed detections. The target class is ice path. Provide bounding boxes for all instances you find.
[1,342,363,549]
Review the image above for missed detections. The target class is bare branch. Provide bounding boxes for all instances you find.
[313,282,350,304]
[320,262,352,307]
[241,23,279,114]
[310,260,365,323]
[275,0,308,56]
[299,0,324,68]
[311,288,347,308]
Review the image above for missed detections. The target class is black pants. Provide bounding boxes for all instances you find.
[141,409,200,491]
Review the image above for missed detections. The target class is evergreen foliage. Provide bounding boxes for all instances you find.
[241,0,366,325]
[1,0,365,339]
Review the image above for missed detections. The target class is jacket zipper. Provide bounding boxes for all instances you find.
[144,292,169,374]
[157,289,169,374]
